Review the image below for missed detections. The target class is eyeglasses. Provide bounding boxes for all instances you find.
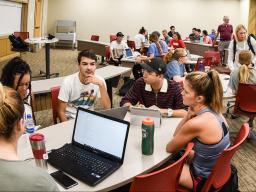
[181,54,187,57]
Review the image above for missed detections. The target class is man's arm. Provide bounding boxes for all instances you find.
[58,100,68,122]
[120,79,141,107]
[98,82,111,109]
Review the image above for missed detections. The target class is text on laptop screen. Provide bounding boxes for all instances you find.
[74,110,128,159]
[125,48,133,57]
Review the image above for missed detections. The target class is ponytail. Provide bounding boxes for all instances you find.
[185,70,223,113]
[0,83,24,139]
[238,50,252,83]
[139,27,146,34]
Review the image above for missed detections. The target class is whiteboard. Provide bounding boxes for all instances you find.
[0,1,22,35]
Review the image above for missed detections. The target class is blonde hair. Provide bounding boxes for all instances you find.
[149,33,163,55]
[0,83,24,139]
[235,24,247,39]
[185,70,223,113]
[238,50,252,83]
[164,48,186,63]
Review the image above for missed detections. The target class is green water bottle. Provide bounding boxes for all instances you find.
[142,118,155,155]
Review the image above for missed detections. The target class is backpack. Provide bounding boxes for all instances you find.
[119,78,134,96]
[8,34,28,49]
[233,34,256,62]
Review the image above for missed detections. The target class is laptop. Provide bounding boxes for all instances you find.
[125,48,134,59]
[99,106,128,120]
[130,106,162,128]
[48,107,130,186]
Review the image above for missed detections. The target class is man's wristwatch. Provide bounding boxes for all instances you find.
[167,108,174,117]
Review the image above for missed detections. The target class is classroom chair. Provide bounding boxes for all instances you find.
[178,123,249,192]
[129,142,194,192]
[110,35,117,43]
[51,86,60,124]
[127,40,136,50]
[91,35,99,41]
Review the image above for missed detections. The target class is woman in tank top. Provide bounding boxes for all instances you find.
[166,70,230,192]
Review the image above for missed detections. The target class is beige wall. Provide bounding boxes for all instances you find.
[46,0,249,42]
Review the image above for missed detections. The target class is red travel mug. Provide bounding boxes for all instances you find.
[29,133,47,169]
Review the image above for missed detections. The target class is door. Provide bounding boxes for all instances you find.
[34,0,42,37]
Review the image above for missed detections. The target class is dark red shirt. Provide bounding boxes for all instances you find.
[120,78,185,110]
[217,24,233,41]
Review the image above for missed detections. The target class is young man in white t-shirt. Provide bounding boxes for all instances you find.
[58,50,111,122]
[110,32,128,65]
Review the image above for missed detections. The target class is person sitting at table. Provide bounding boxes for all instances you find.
[228,50,256,94]
[189,28,197,40]
[0,83,59,191]
[202,30,213,44]
[58,50,111,122]
[165,48,187,82]
[110,32,128,66]
[169,32,186,50]
[136,33,168,62]
[120,58,187,118]
[166,70,230,191]
[162,29,172,45]
[190,29,201,42]
[134,27,147,53]
[0,57,35,125]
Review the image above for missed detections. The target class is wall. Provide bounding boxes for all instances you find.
[47,0,246,42]
[27,0,35,37]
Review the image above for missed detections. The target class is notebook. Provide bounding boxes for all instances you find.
[48,107,130,186]
[130,106,162,128]
[99,106,128,120]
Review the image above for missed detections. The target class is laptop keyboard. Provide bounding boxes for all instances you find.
[48,144,114,176]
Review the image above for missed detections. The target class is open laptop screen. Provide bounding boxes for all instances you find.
[125,48,133,57]
[73,108,129,160]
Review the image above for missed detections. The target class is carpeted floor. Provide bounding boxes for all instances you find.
[1,47,256,191]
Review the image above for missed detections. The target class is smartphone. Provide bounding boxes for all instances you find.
[50,171,78,189]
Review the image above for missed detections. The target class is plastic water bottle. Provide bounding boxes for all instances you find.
[26,114,35,134]
[200,36,203,44]
[142,118,155,155]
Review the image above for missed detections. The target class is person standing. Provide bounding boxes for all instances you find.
[134,27,147,52]
[213,16,233,65]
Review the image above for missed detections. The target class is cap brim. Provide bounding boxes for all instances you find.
[140,63,155,72]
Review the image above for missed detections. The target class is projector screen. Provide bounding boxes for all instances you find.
[0,1,22,35]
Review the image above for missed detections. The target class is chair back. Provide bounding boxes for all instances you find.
[105,46,111,63]
[91,35,99,41]
[204,51,221,66]
[127,40,136,50]
[201,124,249,191]
[50,86,60,124]
[14,32,29,41]
[130,143,194,192]
[110,35,117,43]
[234,83,256,115]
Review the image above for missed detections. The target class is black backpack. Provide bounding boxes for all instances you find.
[8,34,28,49]
[233,34,256,62]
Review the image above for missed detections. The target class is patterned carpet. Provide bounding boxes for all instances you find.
[1,47,256,191]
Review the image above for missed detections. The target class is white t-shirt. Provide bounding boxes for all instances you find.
[134,34,145,49]
[228,37,256,70]
[110,40,128,58]
[58,72,106,118]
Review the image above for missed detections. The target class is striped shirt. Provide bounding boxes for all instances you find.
[120,78,185,109]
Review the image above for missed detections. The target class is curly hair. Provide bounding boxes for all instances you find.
[1,57,32,101]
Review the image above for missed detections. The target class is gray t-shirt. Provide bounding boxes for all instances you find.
[0,159,59,191]
[228,67,256,92]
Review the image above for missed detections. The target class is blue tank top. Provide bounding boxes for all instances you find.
[192,108,230,179]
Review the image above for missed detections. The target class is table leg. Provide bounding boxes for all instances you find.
[45,43,50,79]
[105,79,113,107]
